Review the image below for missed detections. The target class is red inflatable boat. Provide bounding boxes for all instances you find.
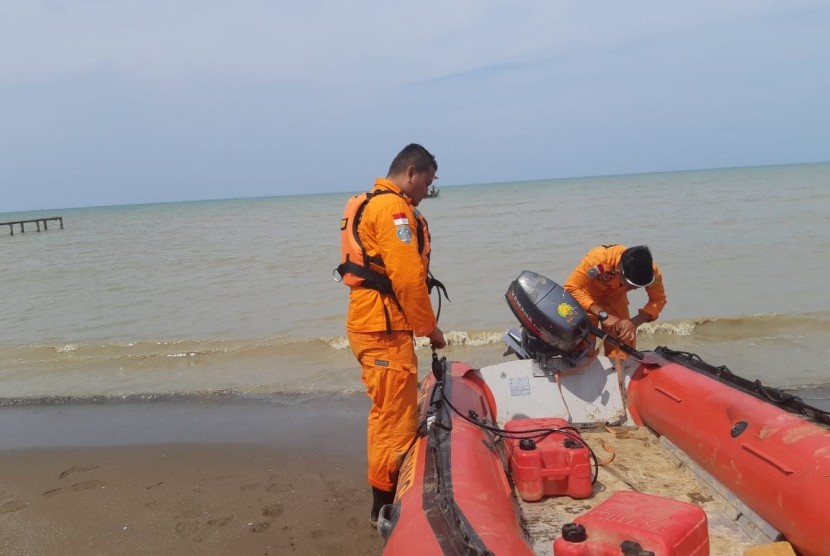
[376,271,830,556]
[380,362,537,555]
[627,349,830,556]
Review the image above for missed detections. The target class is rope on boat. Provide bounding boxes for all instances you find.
[596,438,617,466]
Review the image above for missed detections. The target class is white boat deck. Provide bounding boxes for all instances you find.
[476,356,775,555]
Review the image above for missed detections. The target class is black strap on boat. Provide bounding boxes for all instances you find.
[655,346,830,426]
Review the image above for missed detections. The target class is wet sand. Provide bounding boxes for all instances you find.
[0,395,385,556]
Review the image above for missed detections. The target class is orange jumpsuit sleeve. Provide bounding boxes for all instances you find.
[563,246,607,311]
[370,198,436,337]
[639,265,667,321]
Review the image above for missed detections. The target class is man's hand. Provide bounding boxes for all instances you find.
[601,314,621,330]
[614,319,638,345]
[427,327,446,349]
[600,314,636,345]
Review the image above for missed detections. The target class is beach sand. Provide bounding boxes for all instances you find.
[0,396,385,556]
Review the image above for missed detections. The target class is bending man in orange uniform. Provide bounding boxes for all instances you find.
[564,245,666,359]
[337,144,446,526]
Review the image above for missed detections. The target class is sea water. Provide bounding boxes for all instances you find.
[1,162,828,408]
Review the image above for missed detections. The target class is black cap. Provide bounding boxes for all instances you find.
[561,522,587,542]
[519,438,537,451]
[620,246,655,288]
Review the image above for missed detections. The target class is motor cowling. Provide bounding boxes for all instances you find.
[504,271,591,360]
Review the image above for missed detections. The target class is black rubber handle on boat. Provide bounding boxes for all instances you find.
[587,325,645,360]
[431,350,445,381]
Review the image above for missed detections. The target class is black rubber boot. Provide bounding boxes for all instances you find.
[370,487,395,528]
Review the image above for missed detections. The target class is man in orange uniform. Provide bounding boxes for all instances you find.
[564,245,666,359]
[340,144,446,526]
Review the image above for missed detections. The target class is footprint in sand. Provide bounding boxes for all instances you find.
[207,516,234,527]
[250,522,270,533]
[0,499,28,514]
[265,477,294,494]
[59,465,98,480]
[173,515,235,542]
[262,503,284,520]
[174,521,200,540]
[71,480,105,491]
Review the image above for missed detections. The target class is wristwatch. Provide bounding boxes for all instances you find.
[597,310,609,322]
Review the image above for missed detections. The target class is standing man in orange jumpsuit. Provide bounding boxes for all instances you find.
[564,245,666,359]
[337,143,446,526]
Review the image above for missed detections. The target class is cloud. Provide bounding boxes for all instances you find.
[0,1,828,210]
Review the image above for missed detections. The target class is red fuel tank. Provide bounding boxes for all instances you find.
[504,417,593,501]
[552,490,709,556]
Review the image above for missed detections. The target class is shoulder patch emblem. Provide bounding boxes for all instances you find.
[397,225,412,244]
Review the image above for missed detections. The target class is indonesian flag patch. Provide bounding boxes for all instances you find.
[392,213,409,226]
[588,263,615,283]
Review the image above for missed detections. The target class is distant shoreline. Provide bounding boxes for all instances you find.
[3,159,828,215]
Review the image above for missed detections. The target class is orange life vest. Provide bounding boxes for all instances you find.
[335,189,431,294]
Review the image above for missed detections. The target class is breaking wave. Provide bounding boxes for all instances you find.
[638,311,830,340]
[2,312,828,370]
[2,312,827,402]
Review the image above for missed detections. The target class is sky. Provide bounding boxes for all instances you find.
[1,1,828,212]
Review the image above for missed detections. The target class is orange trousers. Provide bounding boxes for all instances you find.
[348,329,419,492]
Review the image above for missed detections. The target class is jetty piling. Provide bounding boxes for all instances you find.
[1,217,64,236]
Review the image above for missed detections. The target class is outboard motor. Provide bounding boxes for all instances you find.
[504,271,593,369]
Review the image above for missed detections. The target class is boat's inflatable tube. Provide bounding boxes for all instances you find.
[627,354,830,556]
[379,361,534,556]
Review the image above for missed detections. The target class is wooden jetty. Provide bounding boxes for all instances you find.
[1,217,64,236]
